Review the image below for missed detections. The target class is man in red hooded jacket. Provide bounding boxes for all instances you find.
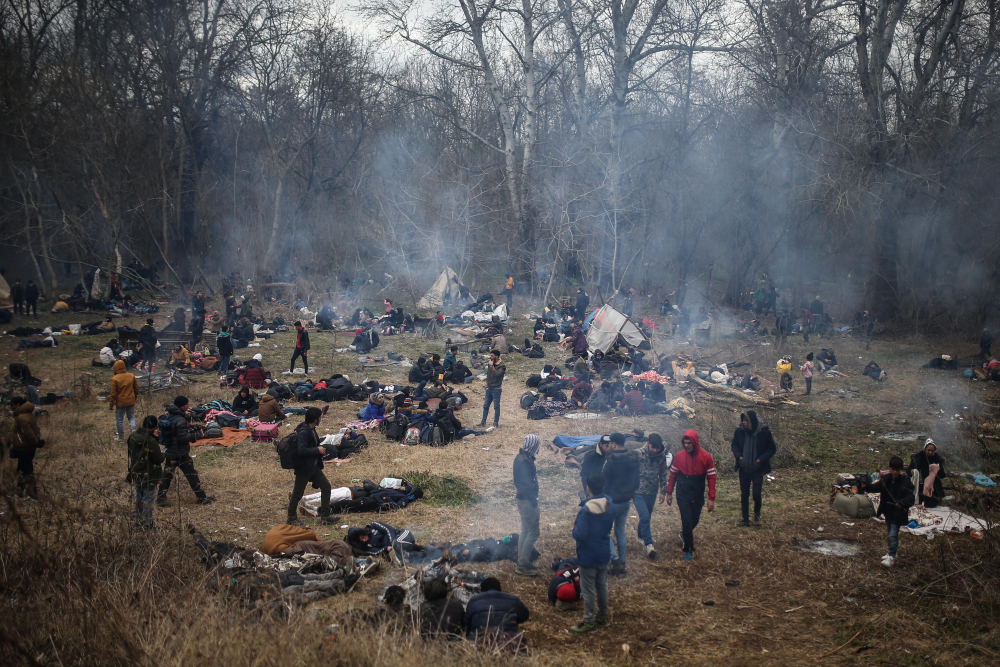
[666,430,716,561]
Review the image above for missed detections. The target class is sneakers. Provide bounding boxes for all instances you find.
[596,617,610,627]
[881,554,896,567]
[570,622,597,634]
[683,550,693,562]
[196,495,217,505]
[646,544,657,560]
[476,422,487,428]
[736,519,751,528]
[609,560,626,576]
[514,566,540,577]
[485,426,496,433]
[753,515,761,526]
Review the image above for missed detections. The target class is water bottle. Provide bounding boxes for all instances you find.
[239,417,247,430]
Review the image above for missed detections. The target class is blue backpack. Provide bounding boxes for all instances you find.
[157,414,173,446]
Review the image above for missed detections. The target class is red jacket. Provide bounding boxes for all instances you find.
[240,367,268,389]
[666,429,717,500]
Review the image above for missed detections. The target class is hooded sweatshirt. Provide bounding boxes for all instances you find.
[109,360,139,408]
[257,394,285,423]
[572,494,616,567]
[729,411,776,475]
[666,429,717,502]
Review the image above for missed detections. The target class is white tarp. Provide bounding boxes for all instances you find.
[0,274,11,309]
[585,304,646,353]
[417,267,466,310]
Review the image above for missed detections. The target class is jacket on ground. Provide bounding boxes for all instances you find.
[109,360,139,408]
[572,494,616,567]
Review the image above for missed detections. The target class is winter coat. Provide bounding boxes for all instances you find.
[666,430,717,502]
[409,362,432,383]
[138,324,157,349]
[257,395,285,423]
[547,561,581,603]
[232,392,258,415]
[486,361,506,389]
[24,284,39,302]
[572,494,616,567]
[513,451,539,504]
[464,590,530,638]
[208,313,224,333]
[126,427,165,485]
[346,521,399,555]
[587,388,611,412]
[443,352,457,369]
[359,400,385,421]
[164,404,195,458]
[171,347,191,366]
[800,360,814,379]
[192,295,206,318]
[575,292,589,316]
[580,447,608,489]
[109,360,139,408]
[293,420,324,476]
[216,331,234,357]
[602,450,640,504]
[447,362,472,383]
[295,328,310,351]
[868,472,915,525]
[11,402,41,450]
[729,412,776,475]
[241,367,268,390]
[634,444,670,496]
[100,346,116,365]
[907,450,947,500]
[570,328,589,354]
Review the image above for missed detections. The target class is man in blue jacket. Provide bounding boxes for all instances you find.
[571,474,616,633]
[602,434,640,576]
[464,577,530,649]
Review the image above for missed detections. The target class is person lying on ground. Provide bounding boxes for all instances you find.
[232,386,258,416]
[464,577,530,643]
[257,394,286,423]
[420,579,465,638]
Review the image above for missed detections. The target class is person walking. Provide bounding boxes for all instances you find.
[730,411,775,526]
[127,415,165,528]
[570,474,616,633]
[9,396,43,499]
[861,456,915,567]
[477,350,505,428]
[108,359,139,441]
[137,318,158,372]
[666,430,716,561]
[24,280,39,318]
[290,320,310,373]
[633,433,671,559]
[513,434,541,576]
[800,352,814,396]
[11,279,24,315]
[602,432,640,576]
[156,396,215,506]
[287,406,336,526]
[216,325,233,374]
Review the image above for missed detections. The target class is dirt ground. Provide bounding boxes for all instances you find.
[2,301,999,666]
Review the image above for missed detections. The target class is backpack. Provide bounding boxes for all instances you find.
[429,426,446,447]
[543,329,560,342]
[158,414,173,446]
[420,422,434,443]
[520,391,538,409]
[527,404,548,420]
[526,374,542,388]
[215,413,241,429]
[275,432,298,470]
[384,412,409,441]
[437,419,455,443]
[404,427,421,446]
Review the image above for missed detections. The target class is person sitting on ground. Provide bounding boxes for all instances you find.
[548,559,582,611]
[446,359,473,384]
[587,381,613,412]
[170,344,191,368]
[239,354,269,389]
[232,386,258,416]
[257,393,286,424]
[617,383,645,416]
[464,577,530,647]
[98,340,118,366]
[359,393,386,421]
[907,439,947,508]
[533,317,546,337]
[570,379,593,407]
[420,579,465,638]
[230,320,248,348]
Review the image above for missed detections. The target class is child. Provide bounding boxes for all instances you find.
[800,352,814,395]
[862,456,915,567]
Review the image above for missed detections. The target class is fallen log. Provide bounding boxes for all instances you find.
[691,376,773,405]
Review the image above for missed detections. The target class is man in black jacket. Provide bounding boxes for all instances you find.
[192,291,207,320]
[157,396,215,505]
[138,318,158,371]
[289,320,310,373]
[224,292,238,328]
[287,407,336,526]
[513,434,541,577]
[862,456,915,567]
[217,325,234,373]
[24,280,39,317]
[729,411,776,526]
[464,577,530,646]
[420,579,465,637]
[602,433,640,575]
[574,288,589,321]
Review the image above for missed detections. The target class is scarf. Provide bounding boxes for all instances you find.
[521,434,541,458]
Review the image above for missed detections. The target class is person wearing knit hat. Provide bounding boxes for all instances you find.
[513,434,542,577]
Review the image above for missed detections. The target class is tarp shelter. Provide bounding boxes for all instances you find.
[0,274,12,309]
[585,304,647,353]
[417,267,466,310]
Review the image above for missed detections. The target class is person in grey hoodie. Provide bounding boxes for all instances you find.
[513,434,541,576]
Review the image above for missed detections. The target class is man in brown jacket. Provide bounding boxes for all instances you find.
[109,359,139,440]
[10,397,43,499]
[257,394,286,423]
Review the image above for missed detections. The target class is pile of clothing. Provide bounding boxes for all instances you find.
[299,477,424,515]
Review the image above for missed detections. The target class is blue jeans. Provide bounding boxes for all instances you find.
[219,355,230,373]
[608,501,630,565]
[887,522,901,557]
[116,405,136,440]
[135,483,157,527]
[140,348,155,371]
[632,493,658,546]
[413,380,429,400]
[482,387,501,425]
[456,428,487,438]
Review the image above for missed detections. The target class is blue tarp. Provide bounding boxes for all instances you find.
[552,435,603,449]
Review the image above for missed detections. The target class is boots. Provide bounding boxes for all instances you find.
[23,476,37,500]
[318,507,339,525]
[286,494,306,527]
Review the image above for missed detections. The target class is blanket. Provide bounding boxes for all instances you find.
[191,427,250,448]
[553,435,603,449]
[867,496,988,536]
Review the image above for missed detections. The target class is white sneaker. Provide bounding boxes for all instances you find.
[485,426,496,433]
[646,544,657,559]
[881,555,895,567]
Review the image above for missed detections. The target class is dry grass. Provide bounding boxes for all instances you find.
[2,303,1000,665]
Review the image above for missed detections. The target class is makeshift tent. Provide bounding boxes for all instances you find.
[417,267,466,310]
[0,274,11,309]
[585,304,647,353]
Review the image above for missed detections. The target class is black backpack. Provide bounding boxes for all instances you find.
[275,432,298,469]
[526,374,542,388]
[520,391,538,409]
[384,412,409,441]
[543,329,559,342]
[157,414,172,447]
[438,418,456,443]
[527,404,549,420]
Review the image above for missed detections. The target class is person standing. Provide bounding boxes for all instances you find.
[138,318,158,372]
[478,350,505,429]
[504,274,514,310]
[570,474,615,633]
[633,433,671,559]
[730,411,776,526]
[287,406,336,526]
[156,396,215,506]
[216,325,233,374]
[224,292,239,328]
[290,320,310,373]
[861,456,915,567]
[24,280,39,318]
[666,430,716,561]
[127,415,165,528]
[9,396,43,499]
[190,311,205,349]
[513,434,541,577]
[574,288,590,321]
[11,279,24,315]
[801,308,813,343]
[602,433,640,576]
[981,328,993,358]
[800,352,814,396]
[108,359,139,441]
[191,290,207,320]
